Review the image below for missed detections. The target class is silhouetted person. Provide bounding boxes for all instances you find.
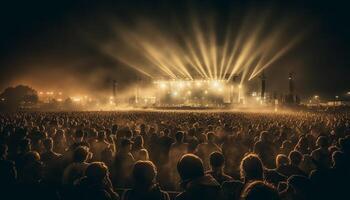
[265,154,287,187]
[41,138,62,164]
[91,131,113,162]
[254,131,276,169]
[241,181,280,200]
[75,162,120,200]
[113,138,135,187]
[0,144,17,196]
[122,161,169,200]
[131,135,148,161]
[206,151,232,185]
[222,154,264,200]
[41,138,63,186]
[168,131,188,189]
[176,154,223,200]
[196,132,221,170]
[63,146,90,185]
[280,175,314,200]
[277,151,306,177]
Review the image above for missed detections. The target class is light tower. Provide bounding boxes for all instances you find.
[260,72,266,99]
[113,80,117,99]
[288,72,294,95]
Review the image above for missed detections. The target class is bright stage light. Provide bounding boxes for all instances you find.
[160,83,167,89]
[204,90,208,94]
[195,81,202,87]
[187,90,192,95]
[172,91,178,97]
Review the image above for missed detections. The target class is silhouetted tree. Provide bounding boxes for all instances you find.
[0,85,38,110]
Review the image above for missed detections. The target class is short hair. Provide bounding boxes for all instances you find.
[289,151,303,166]
[133,135,144,148]
[23,151,41,164]
[259,131,270,141]
[86,162,108,181]
[175,131,184,142]
[43,138,53,150]
[332,151,346,167]
[242,181,280,200]
[240,154,264,181]
[177,154,204,181]
[316,136,328,148]
[73,146,89,162]
[210,151,225,168]
[97,131,106,140]
[275,154,289,168]
[19,138,31,151]
[207,132,215,142]
[75,129,84,138]
[132,161,157,186]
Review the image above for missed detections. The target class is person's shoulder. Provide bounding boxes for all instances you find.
[175,191,188,200]
[222,179,244,189]
[0,159,15,167]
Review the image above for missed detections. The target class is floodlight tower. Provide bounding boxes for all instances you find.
[113,80,117,99]
[288,72,294,95]
[260,72,266,99]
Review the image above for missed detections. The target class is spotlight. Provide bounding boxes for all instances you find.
[160,83,167,89]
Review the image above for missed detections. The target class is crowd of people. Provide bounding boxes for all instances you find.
[0,110,349,200]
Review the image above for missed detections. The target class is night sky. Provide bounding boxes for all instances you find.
[0,0,349,99]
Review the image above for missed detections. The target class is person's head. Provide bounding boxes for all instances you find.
[259,131,270,142]
[207,132,216,143]
[188,128,195,137]
[19,138,31,153]
[289,151,303,166]
[133,135,144,149]
[242,181,280,200]
[332,151,346,168]
[175,131,184,143]
[85,162,108,182]
[316,136,328,148]
[97,131,106,141]
[75,129,84,141]
[23,151,41,164]
[120,138,133,152]
[275,154,289,168]
[164,128,170,136]
[210,151,225,170]
[73,146,89,163]
[281,140,292,150]
[286,175,312,198]
[139,149,149,161]
[240,154,264,182]
[132,161,157,187]
[177,154,204,183]
[43,138,54,151]
[0,144,8,159]
[297,136,308,148]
